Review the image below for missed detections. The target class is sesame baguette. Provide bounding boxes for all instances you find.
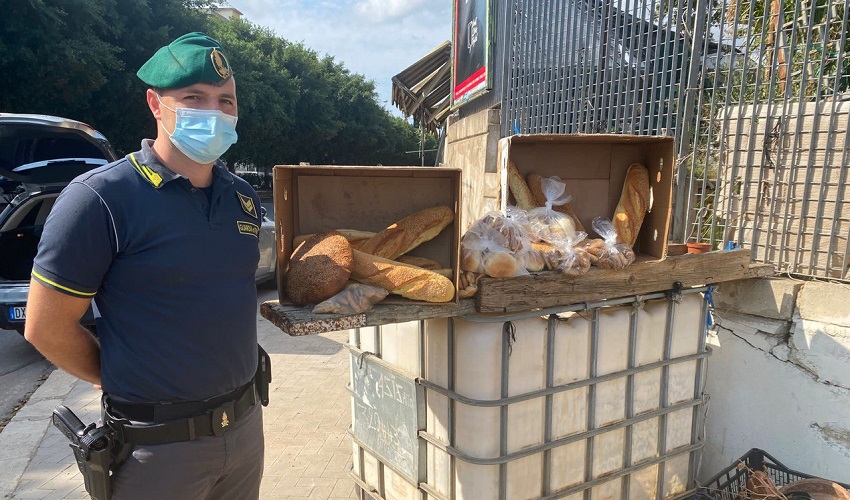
[358,206,454,260]
[351,249,455,303]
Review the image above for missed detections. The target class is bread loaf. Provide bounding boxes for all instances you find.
[285,231,353,306]
[293,229,376,250]
[460,246,485,273]
[395,255,442,270]
[612,164,650,247]
[358,206,454,260]
[526,173,586,232]
[483,251,518,278]
[351,249,455,302]
[458,271,483,299]
[780,478,850,499]
[507,161,537,210]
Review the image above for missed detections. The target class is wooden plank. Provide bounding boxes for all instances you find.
[260,299,476,336]
[475,250,773,313]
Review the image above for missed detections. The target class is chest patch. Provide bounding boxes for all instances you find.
[237,220,260,238]
[237,192,258,219]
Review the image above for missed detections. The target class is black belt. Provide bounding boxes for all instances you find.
[103,381,256,446]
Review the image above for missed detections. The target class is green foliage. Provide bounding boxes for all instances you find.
[0,0,432,169]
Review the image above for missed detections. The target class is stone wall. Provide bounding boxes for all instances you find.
[443,108,501,232]
[702,277,850,483]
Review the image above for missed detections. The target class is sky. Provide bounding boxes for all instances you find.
[225,0,452,116]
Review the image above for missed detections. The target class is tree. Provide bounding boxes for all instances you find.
[0,0,432,169]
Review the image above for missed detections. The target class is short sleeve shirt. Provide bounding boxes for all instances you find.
[33,140,261,402]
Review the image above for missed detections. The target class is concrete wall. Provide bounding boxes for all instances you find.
[443,108,501,232]
[702,277,850,483]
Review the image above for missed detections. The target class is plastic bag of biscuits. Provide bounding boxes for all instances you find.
[474,207,534,253]
[530,232,592,276]
[583,217,636,269]
[526,177,577,244]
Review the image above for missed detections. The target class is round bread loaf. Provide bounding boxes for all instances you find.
[483,251,518,278]
[285,231,353,306]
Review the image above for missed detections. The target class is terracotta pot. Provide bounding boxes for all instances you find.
[667,244,688,256]
[687,242,713,254]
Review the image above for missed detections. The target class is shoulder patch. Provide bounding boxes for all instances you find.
[237,220,260,238]
[237,191,258,218]
[128,153,163,188]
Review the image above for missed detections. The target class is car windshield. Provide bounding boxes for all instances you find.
[13,158,108,172]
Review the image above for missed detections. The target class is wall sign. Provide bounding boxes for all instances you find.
[452,0,492,107]
[350,352,425,485]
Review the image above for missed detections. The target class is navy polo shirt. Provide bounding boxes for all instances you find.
[33,140,260,403]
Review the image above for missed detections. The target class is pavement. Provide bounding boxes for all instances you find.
[0,288,356,499]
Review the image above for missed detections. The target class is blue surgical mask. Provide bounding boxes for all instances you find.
[157,94,238,164]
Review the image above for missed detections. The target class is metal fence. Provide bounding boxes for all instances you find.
[498,0,850,280]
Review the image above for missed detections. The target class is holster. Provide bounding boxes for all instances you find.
[53,406,130,500]
[255,344,271,406]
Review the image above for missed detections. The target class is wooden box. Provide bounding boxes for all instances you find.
[272,166,463,304]
[454,134,675,260]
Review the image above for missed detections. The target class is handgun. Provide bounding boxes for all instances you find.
[52,406,112,500]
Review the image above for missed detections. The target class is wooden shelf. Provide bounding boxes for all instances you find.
[261,250,773,336]
[476,250,773,313]
[260,299,475,336]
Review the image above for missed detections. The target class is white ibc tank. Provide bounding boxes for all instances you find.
[350,291,709,500]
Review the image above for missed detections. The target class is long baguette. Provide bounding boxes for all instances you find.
[612,164,650,247]
[293,229,376,250]
[507,161,537,210]
[351,249,455,302]
[358,206,454,260]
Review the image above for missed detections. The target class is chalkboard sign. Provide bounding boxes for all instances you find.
[350,353,425,485]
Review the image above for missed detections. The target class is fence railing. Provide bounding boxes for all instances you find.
[499,0,850,280]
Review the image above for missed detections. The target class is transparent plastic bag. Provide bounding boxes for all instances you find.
[533,231,591,276]
[527,177,577,244]
[584,217,636,269]
[461,218,527,278]
[474,207,534,253]
[312,283,389,315]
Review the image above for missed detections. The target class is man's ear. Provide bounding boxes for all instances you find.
[146,89,162,120]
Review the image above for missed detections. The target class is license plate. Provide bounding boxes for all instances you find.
[8,306,25,322]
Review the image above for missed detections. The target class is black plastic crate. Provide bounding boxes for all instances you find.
[690,448,850,499]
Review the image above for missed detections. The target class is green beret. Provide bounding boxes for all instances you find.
[137,32,232,89]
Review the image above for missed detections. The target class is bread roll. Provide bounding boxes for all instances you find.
[351,249,455,302]
[526,173,586,232]
[483,251,517,278]
[285,231,353,306]
[396,255,442,270]
[507,161,537,210]
[358,206,454,260]
[293,229,376,250]
[612,164,650,247]
[461,246,485,273]
[517,247,545,272]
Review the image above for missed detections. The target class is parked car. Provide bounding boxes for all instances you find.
[0,113,276,334]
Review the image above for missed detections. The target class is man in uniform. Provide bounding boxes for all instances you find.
[25,32,265,499]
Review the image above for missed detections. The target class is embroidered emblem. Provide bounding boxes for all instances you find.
[211,48,231,80]
[221,411,229,428]
[128,153,163,188]
[237,192,258,218]
[237,220,260,238]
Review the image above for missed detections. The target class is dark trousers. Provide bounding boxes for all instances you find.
[110,402,264,500]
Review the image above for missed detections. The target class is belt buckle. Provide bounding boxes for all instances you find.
[211,401,235,437]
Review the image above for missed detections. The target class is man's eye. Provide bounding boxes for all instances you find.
[221,99,234,105]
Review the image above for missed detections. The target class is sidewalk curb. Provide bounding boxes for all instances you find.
[0,370,77,498]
